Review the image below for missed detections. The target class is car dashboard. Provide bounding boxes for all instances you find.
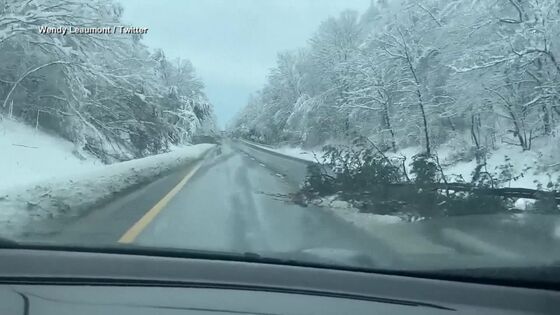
[0,248,558,314]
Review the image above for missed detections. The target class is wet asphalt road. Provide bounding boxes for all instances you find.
[135,143,391,257]
[34,140,560,271]
[45,140,397,266]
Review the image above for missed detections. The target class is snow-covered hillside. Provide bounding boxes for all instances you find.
[0,119,215,238]
[435,138,560,191]
[0,119,102,191]
[246,135,560,191]
[1,0,216,164]
[230,0,560,196]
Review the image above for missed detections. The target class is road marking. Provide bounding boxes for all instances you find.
[118,161,204,244]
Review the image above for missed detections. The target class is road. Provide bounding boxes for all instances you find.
[25,139,560,271]
[43,139,398,267]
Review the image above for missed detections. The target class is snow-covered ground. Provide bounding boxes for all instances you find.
[0,119,103,191]
[0,119,215,238]
[244,134,559,216]
[245,134,560,191]
[240,139,321,162]
[271,147,319,162]
[388,135,560,191]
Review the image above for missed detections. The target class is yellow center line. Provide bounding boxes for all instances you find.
[118,161,204,244]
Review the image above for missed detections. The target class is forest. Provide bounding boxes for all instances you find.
[0,0,216,163]
[232,0,559,159]
[231,0,560,214]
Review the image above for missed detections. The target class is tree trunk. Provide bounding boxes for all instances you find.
[488,88,529,150]
[382,100,397,152]
[417,92,431,155]
[542,104,551,135]
[398,28,431,155]
[507,106,528,150]
[471,114,480,149]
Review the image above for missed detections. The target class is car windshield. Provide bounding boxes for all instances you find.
[1,0,559,285]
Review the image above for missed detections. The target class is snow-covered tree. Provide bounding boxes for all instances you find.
[231,0,560,161]
[0,0,216,162]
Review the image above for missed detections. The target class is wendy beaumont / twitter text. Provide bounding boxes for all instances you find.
[38,26,148,35]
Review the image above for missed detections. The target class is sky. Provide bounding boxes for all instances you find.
[118,0,370,129]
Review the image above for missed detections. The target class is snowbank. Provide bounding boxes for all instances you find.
[247,132,559,193]
[236,139,313,185]
[272,147,319,162]
[0,119,102,191]
[0,143,215,237]
[387,139,560,194]
[240,139,320,162]
[243,137,559,195]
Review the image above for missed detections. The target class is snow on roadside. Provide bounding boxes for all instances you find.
[245,138,560,192]
[272,147,320,162]
[0,142,215,238]
[242,135,558,212]
[0,119,102,191]
[440,143,559,190]
[387,141,560,193]
[240,139,321,162]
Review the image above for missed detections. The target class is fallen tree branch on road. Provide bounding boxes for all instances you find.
[341,182,560,202]
[432,183,559,201]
